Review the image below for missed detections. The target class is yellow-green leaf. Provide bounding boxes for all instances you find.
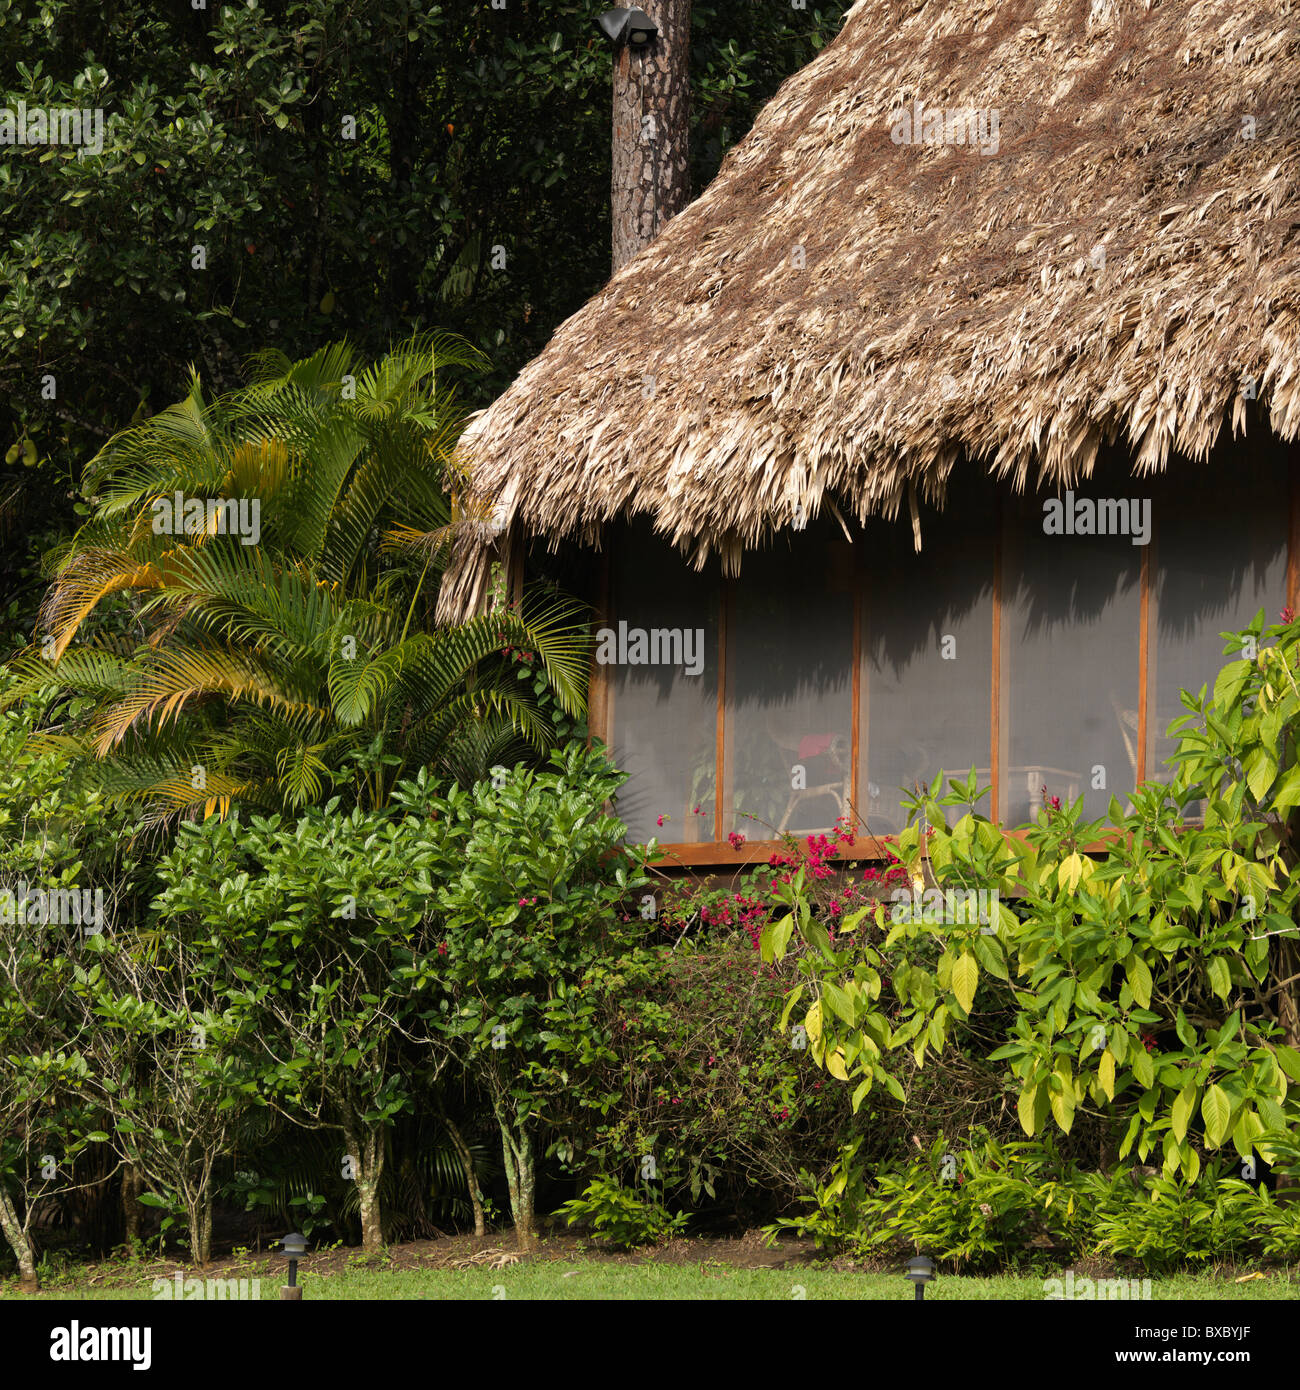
[1181,1141,1200,1183]
[951,952,979,1014]
[1171,1083,1197,1143]
[1275,1045,1300,1085]
[1050,1057,1075,1133]
[1058,853,1084,894]
[1126,955,1152,1009]
[1201,1084,1231,1148]
[1018,1082,1039,1137]
[1098,1048,1115,1100]
[804,1000,822,1042]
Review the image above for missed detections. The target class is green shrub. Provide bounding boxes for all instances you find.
[561,932,854,1221]
[770,1130,1089,1271]
[1087,1168,1272,1271]
[763,610,1300,1185]
[555,1177,689,1249]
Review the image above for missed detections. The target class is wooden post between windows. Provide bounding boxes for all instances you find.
[1137,542,1150,786]
[991,494,1003,823]
[715,580,730,843]
[588,544,612,748]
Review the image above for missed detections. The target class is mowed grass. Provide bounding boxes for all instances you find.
[8,1261,1297,1301]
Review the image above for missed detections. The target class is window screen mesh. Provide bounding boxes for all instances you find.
[858,474,995,835]
[1146,440,1289,795]
[725,522,854,837]
[607,523,719,845]
[1001,463,1141,825]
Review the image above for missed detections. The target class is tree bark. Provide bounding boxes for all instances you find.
[199,1193,213,1269]
[183,1192,211,1269]
[345,1122,386,1258]
[443,1112,486,1238]
[122,1163,142,1247]
[0,1188,38,1291]
[611,0,692,271]
[496,1115,536,1253]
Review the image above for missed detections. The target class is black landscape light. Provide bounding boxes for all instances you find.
[279,1231,307,1300]
[905,1254,935,1301]
[597,7,658,47]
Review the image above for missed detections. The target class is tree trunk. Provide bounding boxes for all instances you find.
[199,1193,213,1268]
[183,1193,210,1269]
[0,1188,38,1292]
[496,1114,536,1253]
[122,1163,143,1247]
[346,1122,386,1258]
[443,1112,486,1238]
[611,0,692,271]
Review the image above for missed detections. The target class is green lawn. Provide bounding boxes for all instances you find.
[8,1261,1296,1301]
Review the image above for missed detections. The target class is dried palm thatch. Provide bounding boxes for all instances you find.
[439,0,1300,620]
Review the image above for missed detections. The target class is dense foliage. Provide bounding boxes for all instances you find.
[761,611,1300,1254]
[0,0,852,635]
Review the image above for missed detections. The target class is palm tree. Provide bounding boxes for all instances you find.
[4,335,588,819]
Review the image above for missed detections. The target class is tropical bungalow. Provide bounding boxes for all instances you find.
[439,0,1300,866]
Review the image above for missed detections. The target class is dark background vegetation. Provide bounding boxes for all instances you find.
[0,0,851,644]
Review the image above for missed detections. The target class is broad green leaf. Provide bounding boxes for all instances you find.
[821,980,855,1026]
[1201,1084,1231,1148]
[1213,658,1251,711]
[1118,1111,1141,1159]
[1206,956,1231,1002]
[1244,746,1278,802]
[1131,1046,1154,1090]
[1050,1057,1075,1134]
[1232,1107,1263,1161]
[1126,955,1152,1009]
[972,932,1009,981]
[1181,1141,1201,1183]
[1269,764,1300,814]
[1275,1045,1300,1085]
[1171,1083,1198,1142]
[778,983,805,1034]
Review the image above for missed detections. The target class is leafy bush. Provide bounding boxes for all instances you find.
[418,742,649,1251]
[564,934,853,1222]
[1086,1169,1275,1271]
[555,1177,689,1249]
[770,1131,1089,1271]
[769,1131,1300,1273]
[763,611,1300,1185]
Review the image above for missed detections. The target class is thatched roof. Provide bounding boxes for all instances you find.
[440,0,1300,620]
